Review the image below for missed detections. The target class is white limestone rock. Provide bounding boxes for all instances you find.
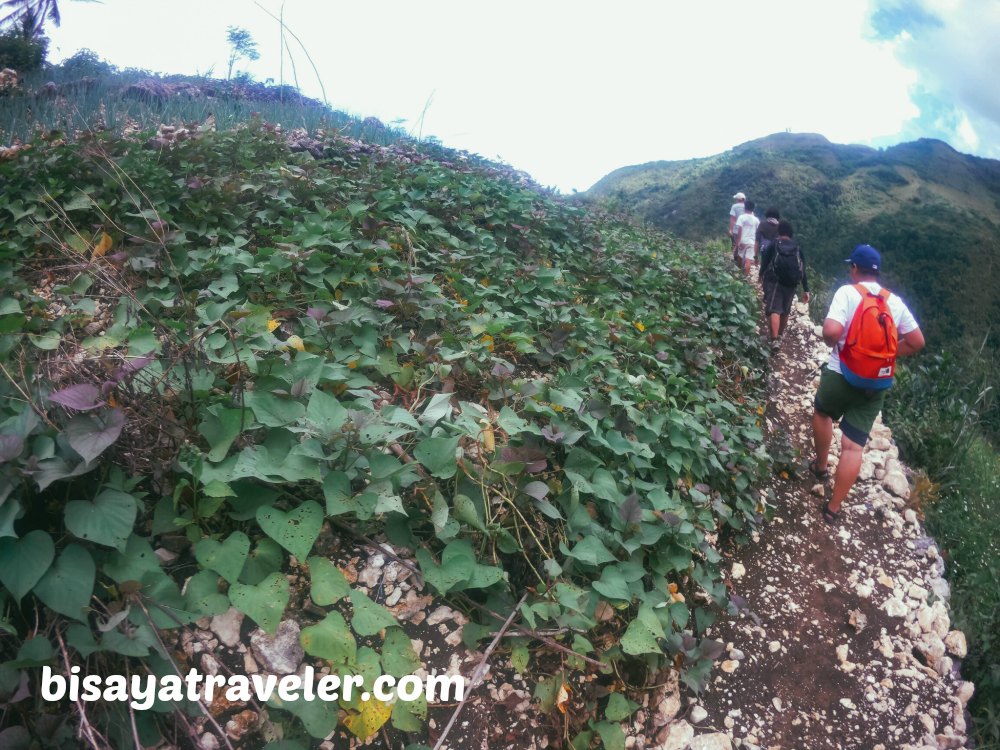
[944,630,968,659]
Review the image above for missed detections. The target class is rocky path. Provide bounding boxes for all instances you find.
[660,294,975,750]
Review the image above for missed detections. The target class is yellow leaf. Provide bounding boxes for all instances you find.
[556,684,571,714]
[480,420,495,454]
[347,360,358,369]
[92,232,112,258]
[267,319,280,332]
[343,698,392,739]
[634,321,645,333]
[286,335,305,352]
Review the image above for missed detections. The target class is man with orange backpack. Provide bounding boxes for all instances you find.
[809,245,925,523]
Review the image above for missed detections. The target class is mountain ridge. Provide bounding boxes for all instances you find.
[585,132,1000,343]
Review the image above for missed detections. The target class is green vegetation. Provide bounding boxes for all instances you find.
[0,105,770,745]
[885,351,1000,745]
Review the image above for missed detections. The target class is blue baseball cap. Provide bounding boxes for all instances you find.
[845,244,881,272]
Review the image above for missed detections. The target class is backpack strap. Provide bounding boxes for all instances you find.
[877,288,891,301]
[852,283,870,298]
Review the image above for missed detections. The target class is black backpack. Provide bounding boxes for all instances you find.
[773,239,803,286]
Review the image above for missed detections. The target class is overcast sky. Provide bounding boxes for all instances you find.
[40,0,1000,193]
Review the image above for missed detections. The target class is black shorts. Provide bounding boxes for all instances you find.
[763,276,797,315]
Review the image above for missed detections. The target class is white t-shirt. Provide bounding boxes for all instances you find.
[729,202,744,230]
[734,213,759,248]
[825,281,920,373]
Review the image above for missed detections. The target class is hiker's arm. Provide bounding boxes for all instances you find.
[822,319,844,347]
[897,328,925,357]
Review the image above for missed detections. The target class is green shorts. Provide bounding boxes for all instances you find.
[814,366,887,446]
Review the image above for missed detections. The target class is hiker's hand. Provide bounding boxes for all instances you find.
[802,292,811,304]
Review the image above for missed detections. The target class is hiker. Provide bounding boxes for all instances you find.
[755,206,780,270]
[809,244,925,524]
[729,192,746,264]
[733,199,760,276]
[759,218,810,351]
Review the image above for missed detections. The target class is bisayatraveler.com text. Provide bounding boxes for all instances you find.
[40,665,465,710]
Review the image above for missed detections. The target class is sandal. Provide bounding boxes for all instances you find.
[808,459,830,480]
[821,501,841,524]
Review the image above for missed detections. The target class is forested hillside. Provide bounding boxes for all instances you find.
[587,132,1000,344]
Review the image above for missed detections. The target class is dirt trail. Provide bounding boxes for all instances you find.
[667,291,974,750]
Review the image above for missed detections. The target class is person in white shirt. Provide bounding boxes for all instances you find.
[733,200,760,277]
[728,192,745,263]
[809,244,925,523]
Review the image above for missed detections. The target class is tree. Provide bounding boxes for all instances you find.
[0,0,98,37]
[226,25,259,81]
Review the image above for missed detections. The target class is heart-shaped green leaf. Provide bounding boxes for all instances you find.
[380,627,421,678]
[183,570,230,617]
[239,537,283,585]
[307,556,350,605]
[305,389,348,438]
[256,501,322,561]
[299,611,356,665]
[229,573,290,634]
[0,530,55,603]
[33,544,95,622]
[413,435,461,479]
[414,540,475,595]
[198,405,246,462]
[195,531,250,584]
[348,589,396,636]
[64,489,137,552]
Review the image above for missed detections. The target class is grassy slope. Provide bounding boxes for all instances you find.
[0,112,770,745]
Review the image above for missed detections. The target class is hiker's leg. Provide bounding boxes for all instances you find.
[828,434,863,513]
[769,313,781,340]
[778,314,789,336]
[812,409,833,471]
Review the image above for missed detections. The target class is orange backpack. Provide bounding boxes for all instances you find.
[840,284,898,390]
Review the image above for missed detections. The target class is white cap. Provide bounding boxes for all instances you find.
[733,192,746,200]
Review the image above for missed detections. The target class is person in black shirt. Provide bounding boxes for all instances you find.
[754,206,780,269]
[759,218,810,350]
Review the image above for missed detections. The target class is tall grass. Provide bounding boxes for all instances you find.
[0,66,408,145]
[884,348,1000,747]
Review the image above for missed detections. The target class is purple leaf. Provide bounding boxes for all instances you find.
[49,384,104,411]
[112,352,155,384]
[655,351,669,361]
[660,511,682,527]
[186,177,205,189]
[64,409,125,464]
[0,434,24,463]
[374,299,395,309]
[618,493,642,525]
[693,483,711,495]
[521,481,549,501]
[491,362,514,379]
[710,425,724,444]
[699,638,727,661]
[541,425,565,444]
[306,307,327,321]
